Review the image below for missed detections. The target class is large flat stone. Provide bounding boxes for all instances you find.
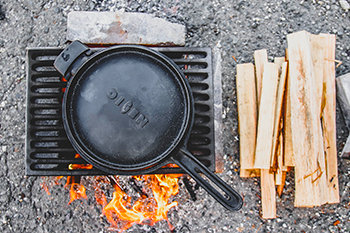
[336,72,350,129]
[67,11,186,45]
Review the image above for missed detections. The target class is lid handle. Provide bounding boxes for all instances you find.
[54,40,90,78]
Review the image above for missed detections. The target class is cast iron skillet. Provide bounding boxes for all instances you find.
[54,41,243,211]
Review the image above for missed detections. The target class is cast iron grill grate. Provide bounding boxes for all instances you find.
[26,47,215,176]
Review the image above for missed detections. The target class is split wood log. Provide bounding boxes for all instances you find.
[276,171,287,197]
[284,49,295,167]
[274,57,285,69]
[254,63,280,169]
[271,61,288,168]
[311,34,329,205]
[320,33,339,204]
[275,132,284,186]
[254,49,268,105]
[236,64,257,170]
[261,169,276,219]
[287,31,324,207]
[244,50,269,177]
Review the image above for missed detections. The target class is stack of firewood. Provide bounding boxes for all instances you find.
[236,31,340,219]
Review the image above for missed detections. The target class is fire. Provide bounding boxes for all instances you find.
[67,183,87,204]
[102,174,181,232]
[52,75,183,230]
[41,173,182,232]
[147,174,180,222]
[68,154,93,171]
[65,176,87,204]
[68,164,93,170]
[40,155,183,232]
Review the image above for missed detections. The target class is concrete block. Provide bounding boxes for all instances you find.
[67,11,186,45]
[336,72,350,130]
[336,72,350,159]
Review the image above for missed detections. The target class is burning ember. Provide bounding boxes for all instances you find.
[41,166,182,232]
[65,176,88,204]
[103,174,181,231]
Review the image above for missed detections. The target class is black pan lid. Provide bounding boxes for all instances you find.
[63,45,191,171]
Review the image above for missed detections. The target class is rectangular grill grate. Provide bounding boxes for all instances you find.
[26,47,215,176]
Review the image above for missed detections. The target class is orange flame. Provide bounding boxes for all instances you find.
[102,174,181,232]
[65,176,87,204]
[68,164,93,170]
[68,183,87,204]
[41,182,51,195]
[148,174,180,222]
[68,154,93,170]
[41,164,182,232]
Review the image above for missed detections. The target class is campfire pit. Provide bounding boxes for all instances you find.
[26,42,242,231]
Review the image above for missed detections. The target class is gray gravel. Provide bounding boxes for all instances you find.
[1,0,350,232]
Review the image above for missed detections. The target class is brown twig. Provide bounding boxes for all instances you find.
[231,55,237,62]
[255,223,264,233]
[324,58,342,68]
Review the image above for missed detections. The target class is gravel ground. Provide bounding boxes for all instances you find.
[1,0,350,232]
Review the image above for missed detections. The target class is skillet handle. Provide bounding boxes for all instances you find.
[172,149,243,211]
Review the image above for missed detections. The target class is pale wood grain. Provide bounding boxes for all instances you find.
[254,49,268,105]
[261,169,276,219]
[284,51,295,167]
[287,31,323,207]
[236,63,257,170]
[311,34,329,205]
[276,171,287,197]
[320,33,339,204]
[271,61,288,167]
[310,34,326,117]
[254,63,280,169]
[275,132,283,185]
[240,168,261,178]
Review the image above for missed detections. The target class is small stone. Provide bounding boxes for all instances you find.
[231,35,239,44]
[339,0,350,10]
[44,27,49,33]
[2,215,10,224]
[13,213,24,219]
[251,22,258,29]
[65,210,72,220]
[1,146,6,152]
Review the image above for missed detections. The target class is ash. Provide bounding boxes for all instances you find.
[1,0,350,232]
